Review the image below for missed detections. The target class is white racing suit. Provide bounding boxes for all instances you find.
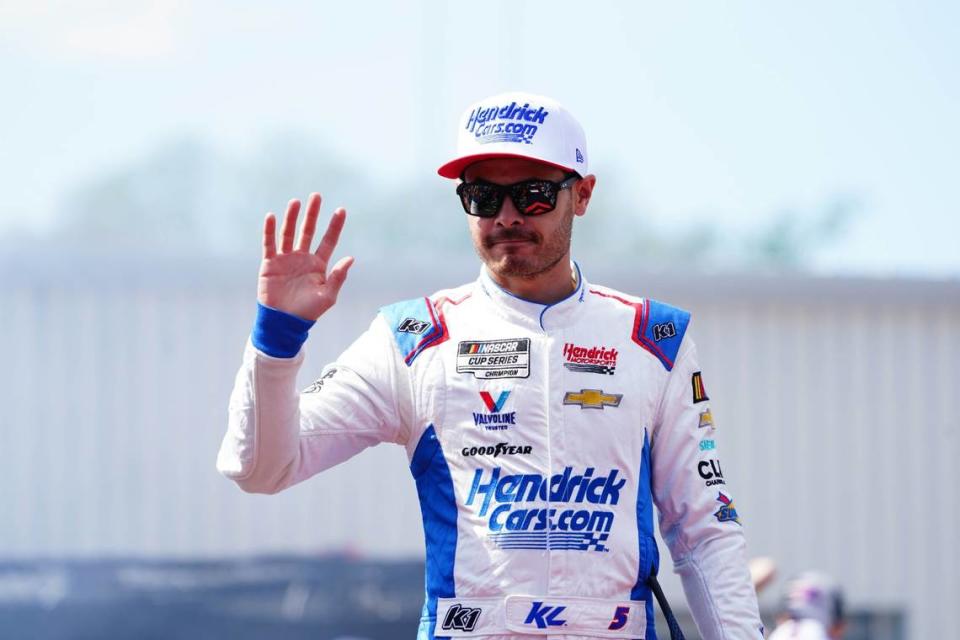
[217,264,763,640]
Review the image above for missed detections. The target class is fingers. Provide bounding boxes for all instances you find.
[326,255,355,295]
[297,193,322,252]
[270,195,342,258]
[263,213,277,260]
[314,207,347,267]
[279,199,301,253]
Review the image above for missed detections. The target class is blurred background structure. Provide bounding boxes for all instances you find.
[2,1,958,638]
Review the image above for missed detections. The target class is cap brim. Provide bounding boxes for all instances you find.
[437,153,577,179]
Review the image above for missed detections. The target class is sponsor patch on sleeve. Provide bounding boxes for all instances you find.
[714,492,741,525]
[692,371,709,404]
[457,339,531,379]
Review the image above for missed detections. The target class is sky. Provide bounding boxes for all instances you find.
[1,0,958,276]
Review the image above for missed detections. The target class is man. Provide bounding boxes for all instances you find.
[768,572,847,640]
[217,91,762,639]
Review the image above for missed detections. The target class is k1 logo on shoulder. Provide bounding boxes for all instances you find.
[397,317,430,334]
[457,339,531,379]
[442,603,481,633]
[652,322,676,342]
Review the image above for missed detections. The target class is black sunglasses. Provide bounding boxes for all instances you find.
[456,173,580,217]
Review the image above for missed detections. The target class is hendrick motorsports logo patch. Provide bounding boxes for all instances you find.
[562,342,617,375]
[457,339,531,379]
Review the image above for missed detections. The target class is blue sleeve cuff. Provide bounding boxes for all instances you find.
[252,302,316,358]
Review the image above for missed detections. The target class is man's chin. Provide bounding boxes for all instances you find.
[486,255,539,278]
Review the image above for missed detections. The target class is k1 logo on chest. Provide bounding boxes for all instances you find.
[457,338,531,379]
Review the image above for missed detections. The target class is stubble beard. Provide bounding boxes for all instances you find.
[475,209,574,280]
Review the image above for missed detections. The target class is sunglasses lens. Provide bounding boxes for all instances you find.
[512,180,558,215]
[459,183,502,217]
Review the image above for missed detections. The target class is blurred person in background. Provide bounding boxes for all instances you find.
[217,91,763,640]
[768,572,846,640]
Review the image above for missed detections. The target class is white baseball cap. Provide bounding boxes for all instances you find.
[437,91,589,179]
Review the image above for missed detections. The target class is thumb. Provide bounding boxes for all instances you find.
[327,256,355,294]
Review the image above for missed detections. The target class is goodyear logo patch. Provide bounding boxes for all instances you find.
[457,339,531,379]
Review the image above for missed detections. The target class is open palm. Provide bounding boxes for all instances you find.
[258,193,354,322]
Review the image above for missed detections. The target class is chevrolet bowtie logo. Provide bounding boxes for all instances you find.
[563,389,623,409]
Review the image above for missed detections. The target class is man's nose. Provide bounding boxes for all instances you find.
[494,195,524,226]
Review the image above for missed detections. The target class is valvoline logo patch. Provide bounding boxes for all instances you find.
[474,390,515,430]
[480,390,510,413]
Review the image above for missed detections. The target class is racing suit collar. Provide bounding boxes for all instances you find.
[477,261,587,332]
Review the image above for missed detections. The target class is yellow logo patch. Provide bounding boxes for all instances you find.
[563,389,623,410]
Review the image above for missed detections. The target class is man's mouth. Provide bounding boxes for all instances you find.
[486,233,538,247]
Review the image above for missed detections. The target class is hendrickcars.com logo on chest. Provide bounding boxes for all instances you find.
[465,466,625,552]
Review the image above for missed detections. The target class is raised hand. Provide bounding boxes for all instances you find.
[257,193,354,322]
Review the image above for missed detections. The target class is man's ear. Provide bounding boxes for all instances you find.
[574,175,596,217]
